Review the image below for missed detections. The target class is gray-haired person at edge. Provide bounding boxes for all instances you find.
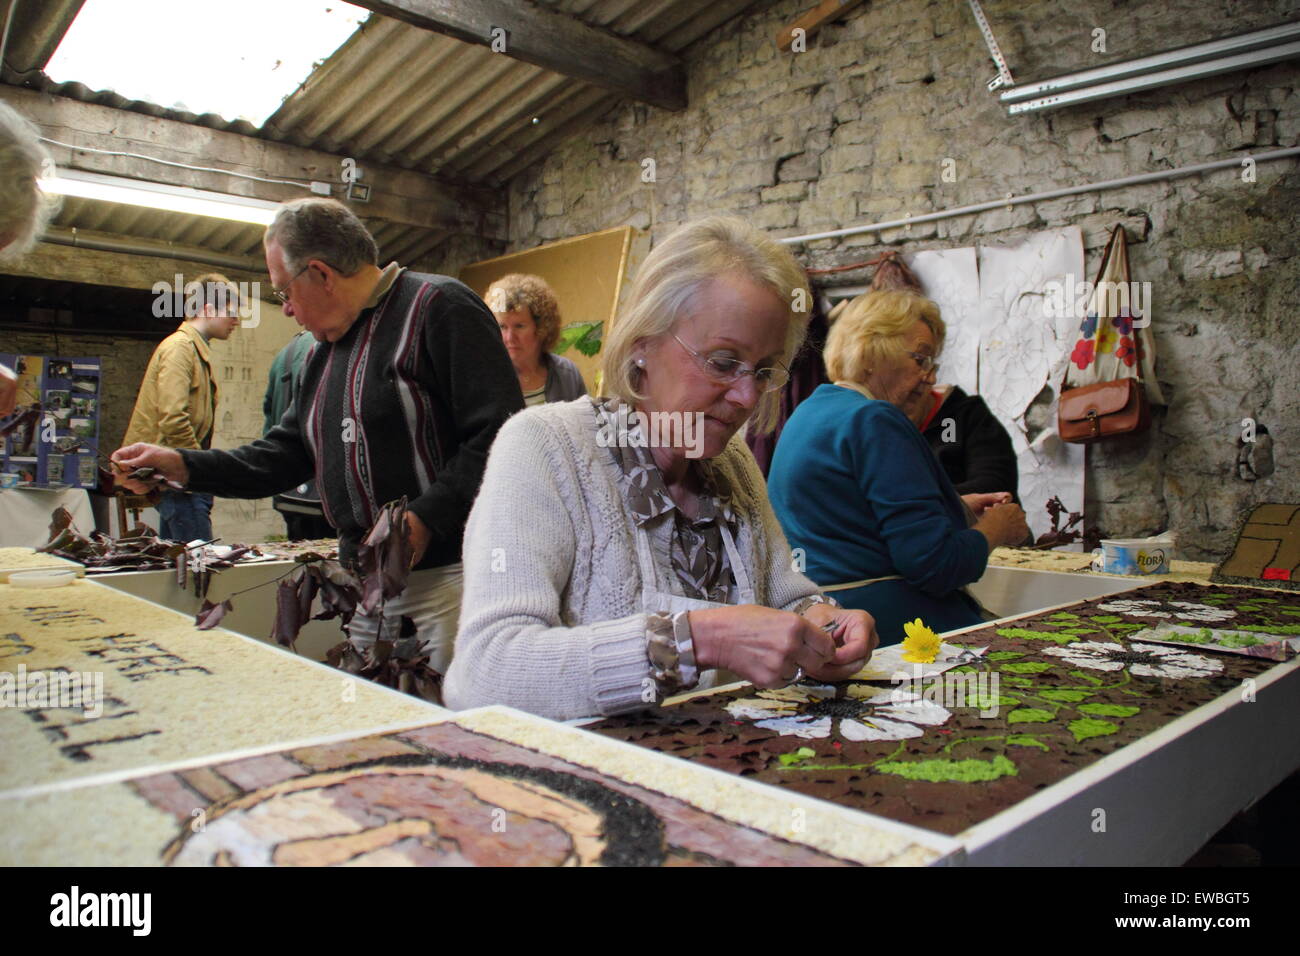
[113,198,523,696]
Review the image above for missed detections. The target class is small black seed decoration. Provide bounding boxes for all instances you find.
[805,698,869,719]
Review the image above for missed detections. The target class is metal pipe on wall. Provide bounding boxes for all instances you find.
[40,227,266,274]
[779,146,1300,246]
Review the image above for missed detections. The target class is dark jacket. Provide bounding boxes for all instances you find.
[181,268,524,570]
[543,352,588,403]
[922,386,1020,501]
[263,330,323,519]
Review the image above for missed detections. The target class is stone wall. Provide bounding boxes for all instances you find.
[505,0,1300,561]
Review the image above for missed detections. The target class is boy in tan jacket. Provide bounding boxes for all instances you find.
[123,274,240,541]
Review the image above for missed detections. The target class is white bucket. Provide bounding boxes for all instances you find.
[1091,536,1173,575]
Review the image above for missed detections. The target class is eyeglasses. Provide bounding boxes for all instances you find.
[907,351,939,375]
[672,334,790,392]
[271,264,309,305]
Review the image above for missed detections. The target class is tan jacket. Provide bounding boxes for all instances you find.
[123,322,217,450]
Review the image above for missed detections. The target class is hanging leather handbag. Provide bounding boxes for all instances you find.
[1058,376,1150,443]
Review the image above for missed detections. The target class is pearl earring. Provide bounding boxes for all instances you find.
[635,357,645,367]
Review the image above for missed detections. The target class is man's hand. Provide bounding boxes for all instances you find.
[110,444,189,494]
[800,602,877,680]
[405,510,431,568]
[962,491,1012,518]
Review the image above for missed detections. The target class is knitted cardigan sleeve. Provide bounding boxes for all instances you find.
[443,407,653,721]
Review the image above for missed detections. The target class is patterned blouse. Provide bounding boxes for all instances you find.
[592,397,738,602]
[591,397,831,699]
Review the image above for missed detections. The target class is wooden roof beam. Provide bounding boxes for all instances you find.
[1,85,507,241]
[352,0,687,111]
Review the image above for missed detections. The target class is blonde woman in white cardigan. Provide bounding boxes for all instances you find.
[445,217,878,720]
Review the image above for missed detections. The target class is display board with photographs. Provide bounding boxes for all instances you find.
[0,354,102,489]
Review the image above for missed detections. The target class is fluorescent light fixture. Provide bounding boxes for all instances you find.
[38,169,279,225]
[1002,21,1300,115]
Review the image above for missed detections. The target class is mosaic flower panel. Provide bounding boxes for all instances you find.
[593,583,1298,835]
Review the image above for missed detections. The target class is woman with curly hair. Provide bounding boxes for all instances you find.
[486,273,587,405]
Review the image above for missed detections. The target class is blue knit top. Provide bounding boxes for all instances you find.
[767,384,988,644]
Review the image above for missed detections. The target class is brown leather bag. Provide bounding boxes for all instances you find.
[1058,377,1150,443]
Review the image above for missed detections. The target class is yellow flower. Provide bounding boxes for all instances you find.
[901,618,942,663]
[1096,323,1118,354]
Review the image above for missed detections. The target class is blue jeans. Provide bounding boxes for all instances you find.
[157,490,213,543]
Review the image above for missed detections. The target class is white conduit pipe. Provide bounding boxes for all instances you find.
[779,146,1300,245]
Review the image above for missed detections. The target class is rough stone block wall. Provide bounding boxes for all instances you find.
[411,233,509,281]
[506,0,1300,561]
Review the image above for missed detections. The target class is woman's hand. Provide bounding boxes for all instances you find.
[110,444,189,494]
[688,605,839,689]
[962,491,1012,518]
[974,501,1030,550]
[799,602,877,680]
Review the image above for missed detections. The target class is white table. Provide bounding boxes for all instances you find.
[0,486,95,547]
[96,558,346,662]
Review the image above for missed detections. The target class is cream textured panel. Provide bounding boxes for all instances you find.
[0,578,442,793]
[0,706,958,866]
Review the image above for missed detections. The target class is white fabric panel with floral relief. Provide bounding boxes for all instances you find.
[904,247,980,396]
[977,228,1086,541]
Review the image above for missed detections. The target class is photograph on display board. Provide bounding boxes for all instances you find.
[7,426,37,457]
[46,456,63,485]
[45,389,69,411]
[70,396,95,417]
[46,360,72,380]
[71,375,98,395]
[77,456,97,486]
[51,436,82,454]
[9,356,41,404]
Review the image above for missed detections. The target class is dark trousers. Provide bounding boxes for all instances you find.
[281,510,334,541]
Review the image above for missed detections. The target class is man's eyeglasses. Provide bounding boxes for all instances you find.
[672,334,790,392]
[271,264,309,305]
[907,351,939,375]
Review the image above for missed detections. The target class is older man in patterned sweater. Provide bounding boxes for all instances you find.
[114,198,523,690]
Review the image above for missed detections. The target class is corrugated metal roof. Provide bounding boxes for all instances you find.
[7,0,765,273]
[0,0,85,78]
[263,0,764,186]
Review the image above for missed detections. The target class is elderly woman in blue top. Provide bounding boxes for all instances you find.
[767,290,1029,644]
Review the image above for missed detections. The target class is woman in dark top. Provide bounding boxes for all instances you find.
[917,385,1020,500]
[486,273,588,407]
